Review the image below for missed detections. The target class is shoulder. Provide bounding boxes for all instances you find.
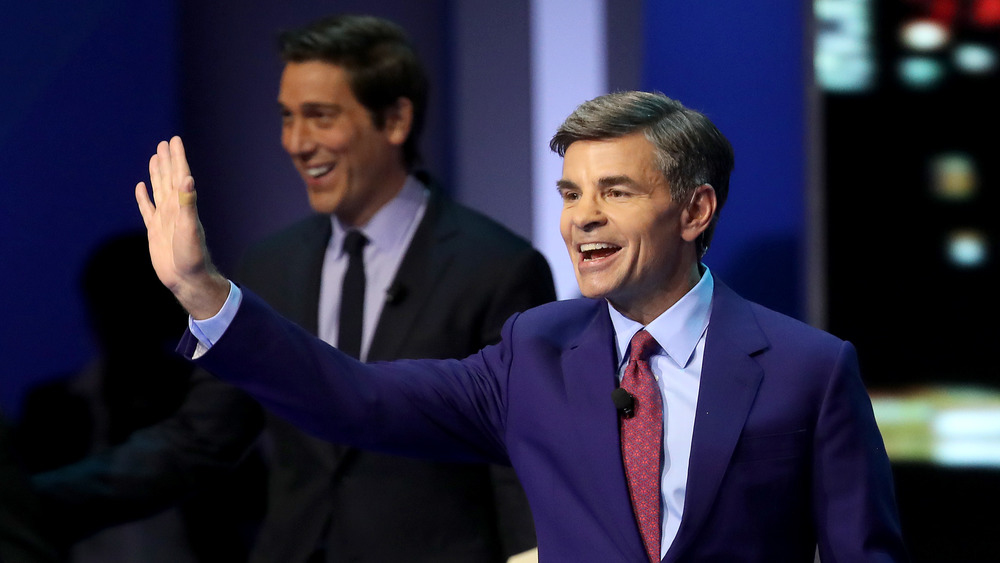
[432,196,537,255]
[242,214,329,261]
[238,214,328,274]
[711,279,848,365]
[425,195,553,292]
[750,301,843,348]
[504,298,606,344]
[235,215,330,292]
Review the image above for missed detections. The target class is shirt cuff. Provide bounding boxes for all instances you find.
[188,280,242,357]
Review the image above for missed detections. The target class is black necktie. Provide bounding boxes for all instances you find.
[338,230,368,360]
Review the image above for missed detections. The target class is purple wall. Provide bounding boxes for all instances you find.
[642,1,809,320]
[0,0,178,417]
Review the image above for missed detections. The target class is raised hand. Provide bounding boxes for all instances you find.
[135,136,230,319]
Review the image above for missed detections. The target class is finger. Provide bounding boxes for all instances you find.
[135,182,155,226]
[148,153,161,205]
[156,140,172,202]
[169,136,191,188]
[177,175,197,207]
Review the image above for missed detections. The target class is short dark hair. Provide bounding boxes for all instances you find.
[550,91,734,257]
[278,14,428,168]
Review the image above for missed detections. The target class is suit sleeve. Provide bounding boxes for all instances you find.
[31,371,265,542]
[812,342,909,562]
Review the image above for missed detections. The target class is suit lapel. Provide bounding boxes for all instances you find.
[328,190,452,474]
[564,302,650,562]
[284,215,329,336]
[367,190,453,362]
[665,280,767,561]
[284,217,346,469]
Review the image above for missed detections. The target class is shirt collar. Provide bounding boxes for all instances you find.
[329,175,428,256]
[608,267,714,370]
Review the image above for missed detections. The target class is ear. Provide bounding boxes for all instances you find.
[680,184,717,243]
[382,97,414,147]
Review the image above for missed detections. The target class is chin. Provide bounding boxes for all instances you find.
[576,285,610,300]
[308,203,336,215]
[306,194,340,215]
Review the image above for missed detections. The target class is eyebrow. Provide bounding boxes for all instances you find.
[596,175,637,189]
[555,179,578,191]
[555,175,637,192]
[277,102,340,112]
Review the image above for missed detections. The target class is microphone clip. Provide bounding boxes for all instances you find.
[611,388,636,419]
[385,283,407,305]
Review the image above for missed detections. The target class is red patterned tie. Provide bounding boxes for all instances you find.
[620,329,662,563]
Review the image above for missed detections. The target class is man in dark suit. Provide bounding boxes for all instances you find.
[232,15,552,562]
[41,14,551,563]
[136,91,907,561]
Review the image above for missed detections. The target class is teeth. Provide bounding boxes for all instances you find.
[307,165,333,178]
[579,242,616,252]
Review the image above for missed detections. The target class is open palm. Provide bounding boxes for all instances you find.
[135,136,227,318]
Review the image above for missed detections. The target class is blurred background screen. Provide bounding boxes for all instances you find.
[816,0,1000,469]
[817,3,1000,558]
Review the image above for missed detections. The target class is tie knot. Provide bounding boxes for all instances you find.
[343,230,368,258]
[628,329,658,363]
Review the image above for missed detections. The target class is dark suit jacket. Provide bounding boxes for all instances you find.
[189,277,908,563]
[29,371,266,560]
[0,417,59,563]
[237,189,555,563]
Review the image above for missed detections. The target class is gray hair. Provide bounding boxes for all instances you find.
[550,91,734,257]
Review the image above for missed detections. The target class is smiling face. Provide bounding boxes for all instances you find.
[279,60,412,226]
[558,132,715,324]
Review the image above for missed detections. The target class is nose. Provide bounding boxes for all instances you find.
[570,193,605,232]
[282,118,314,157]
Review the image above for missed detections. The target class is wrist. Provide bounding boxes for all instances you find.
[175,271,231,320]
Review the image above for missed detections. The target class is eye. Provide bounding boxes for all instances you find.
[310,108,340,128]
[606,188,628,199]
[312,112,335,128]
[559,189,580,202]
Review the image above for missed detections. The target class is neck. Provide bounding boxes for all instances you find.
[337,167,409,228]
[612,261,703,326]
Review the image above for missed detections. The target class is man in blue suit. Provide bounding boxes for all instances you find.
[136,91,908,562]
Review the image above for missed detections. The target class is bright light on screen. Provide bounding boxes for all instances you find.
[872,387,1000,467]
[816,0,1000,469]
[954,42,998,73]
[946,229,989,268]
[815,0,876,92]
[900,19,950,51]
[930,152,978,201]
[898,56,946,88]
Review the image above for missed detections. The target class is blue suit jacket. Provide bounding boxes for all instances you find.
[186,278,907,562]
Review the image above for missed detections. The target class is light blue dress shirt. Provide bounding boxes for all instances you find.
[607,268,714,558]
[318,176,428,360]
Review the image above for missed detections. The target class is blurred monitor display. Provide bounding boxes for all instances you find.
[815,0,1000,467]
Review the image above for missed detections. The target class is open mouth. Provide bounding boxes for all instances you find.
[579,242,621,262]
[306,164,335,179]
